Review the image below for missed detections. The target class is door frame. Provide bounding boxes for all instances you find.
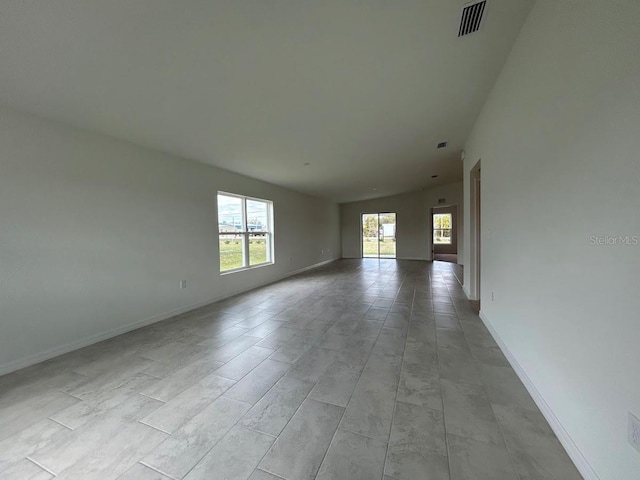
[469,160,481,300]
[431,205,458,259]
[361,212,397,259]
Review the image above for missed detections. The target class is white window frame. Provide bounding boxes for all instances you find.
[218,192,274,273]
[433,213,453,245]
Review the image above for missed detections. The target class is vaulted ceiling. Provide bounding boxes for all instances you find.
[0,0,533,203]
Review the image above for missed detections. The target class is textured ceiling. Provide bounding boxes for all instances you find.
[0,0,534,203]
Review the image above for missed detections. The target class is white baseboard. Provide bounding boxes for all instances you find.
[463,285,475,300]
[283,257,338,277]
[478,311,599,480]
[0,258,339,377]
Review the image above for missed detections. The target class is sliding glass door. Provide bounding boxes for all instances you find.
[362,213,396,258]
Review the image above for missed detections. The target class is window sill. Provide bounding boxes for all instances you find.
[220,261,274,276]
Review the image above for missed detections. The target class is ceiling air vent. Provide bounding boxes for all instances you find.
[458,0,487,37]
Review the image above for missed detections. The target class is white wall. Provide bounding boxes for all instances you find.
[462,1,640,478]
[341,182,462,261]
[0,105,341,374]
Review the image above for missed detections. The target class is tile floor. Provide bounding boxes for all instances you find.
[0,259,583,480]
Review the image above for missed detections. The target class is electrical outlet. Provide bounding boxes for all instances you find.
[629,412,640,453]
[491,291,494,301]
[179,280,187,289]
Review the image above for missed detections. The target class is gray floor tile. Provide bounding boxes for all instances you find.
[255,327,299,350]
[0,419,70,473]
[492,404,583,480]
[385,446,449,480]
[308,360,362,407]
[447,433,519,480]
[384,313,410,332]
[141,396,251,479]
[1,459,53,480]
[259,399,343,480]
[139,357,224,402]
[436,328,469,351]
[184,426,274,480]
[0,260,578,480]
[244,320,287,339]
[441,379,504,446]
[236,312,276,329]
[269,336,315,364]
[434,314,461,330]
[460,321,499,349]
[30,395,162,474]
[351,320,384,339]
[52,373,158,429]
[138,341,193,363]
[438,348,482,385]
[224,359,291,404]
[141,345,211,378]
[403,338,438,366]
[214,346,274,381]
[480,364,538,411]
[240,376,314,436]
[210,335,263,363]
[0,390,77,442]
[364,308,390,322]
[285,347,338,383]
[315,332,351,351]
[389,401,446,456]
[361,352,402,385]
[397,362,442,411]
[372,328,406,357]
[316,429,387,480]
[468,345,510,367]
[433,303,457,315]
[197,326,251,346]
[117,463,172,479]
[340,374,397,441]
[406,322,436,342]
[248,469,284,480]
[53,422,167,480]
[140,373,235,433]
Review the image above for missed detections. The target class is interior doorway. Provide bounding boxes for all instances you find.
[431,205,458,263]
[362,213,396,258]
[469,161,481,301]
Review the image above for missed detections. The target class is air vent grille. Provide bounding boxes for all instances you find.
[458,1,486,37]
[437,142,448,149]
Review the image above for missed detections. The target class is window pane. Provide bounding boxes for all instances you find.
[219,233,245,271]
[218,192,273,273]
[249,233,269,266]
[433,213,451,229]
[218,194,244,232]
[362,213,379,257]
[246,199,269,234]
[433,229,452,245]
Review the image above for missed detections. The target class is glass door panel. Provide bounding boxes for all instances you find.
[362,213,396,259]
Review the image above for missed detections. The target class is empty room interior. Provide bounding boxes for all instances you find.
[1,1,639,479]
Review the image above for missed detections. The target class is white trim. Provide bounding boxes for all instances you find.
[479,311,599,480]
[0,258,339,376]
[463,285,473,299]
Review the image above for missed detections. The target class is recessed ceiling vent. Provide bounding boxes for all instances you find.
[458,0,487,37]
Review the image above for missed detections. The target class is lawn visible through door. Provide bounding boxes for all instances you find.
[362,212,396,258]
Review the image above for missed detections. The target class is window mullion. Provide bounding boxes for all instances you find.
[242,199,249,268]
